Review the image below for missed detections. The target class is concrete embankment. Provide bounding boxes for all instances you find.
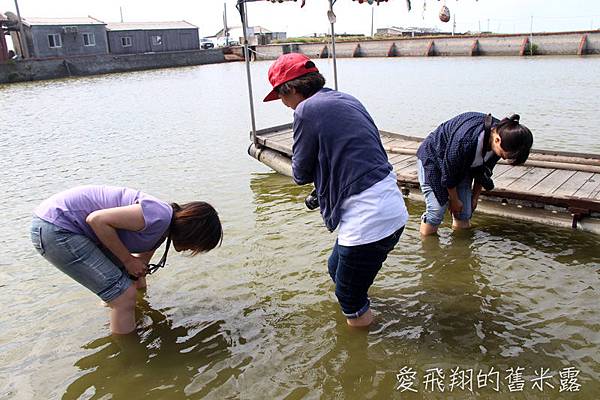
[2,30,598,84]
[233,30,600,60]
[0,49,226,84]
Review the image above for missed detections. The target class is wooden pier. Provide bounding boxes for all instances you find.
[248,123,600,234]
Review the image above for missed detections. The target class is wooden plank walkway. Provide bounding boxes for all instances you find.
[253,125,600,215]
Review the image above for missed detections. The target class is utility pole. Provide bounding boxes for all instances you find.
[530,16,534,56]
[14,0,29,58]
[120,6,124,23]
[452,13,456,36]
[223,2,229,45]
[487,18,490,32]
[370,6,374,38]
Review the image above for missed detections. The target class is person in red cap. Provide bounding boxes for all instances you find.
[264,53,409,327]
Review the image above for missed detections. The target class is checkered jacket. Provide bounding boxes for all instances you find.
[416,112,500,205]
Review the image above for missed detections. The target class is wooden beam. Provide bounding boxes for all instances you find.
[425,40,435,57]
[519,37,529,56]
[387,43,398,57]
[319,45,329,59]
[577,34,588,56]
[470,39,479,56]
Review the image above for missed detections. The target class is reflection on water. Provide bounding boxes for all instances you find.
[248,172,600,398]
[63,295,244,399]
[1,58,599,399]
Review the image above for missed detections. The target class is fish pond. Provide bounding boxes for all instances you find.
[0,56,599,399]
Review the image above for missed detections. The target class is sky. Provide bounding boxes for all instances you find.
[2,0,600,38]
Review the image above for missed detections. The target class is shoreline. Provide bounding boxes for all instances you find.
[1,30,599,84]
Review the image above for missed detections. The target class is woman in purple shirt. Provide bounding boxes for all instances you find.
[30,185,222,334]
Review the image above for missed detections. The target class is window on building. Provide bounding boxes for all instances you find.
[48,34,62,48]
[83,33,96,46]
[121,36,132,47]
[151,35,163,46]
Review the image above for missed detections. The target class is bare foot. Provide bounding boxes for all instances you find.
[347,308,373,328]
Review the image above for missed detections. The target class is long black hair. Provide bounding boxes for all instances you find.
[495,114,533,165]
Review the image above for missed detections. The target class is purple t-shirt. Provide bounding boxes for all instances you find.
[34,185,173,253]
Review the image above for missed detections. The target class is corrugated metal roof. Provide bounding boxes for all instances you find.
[23,17,105,26]
[106,21,198,31]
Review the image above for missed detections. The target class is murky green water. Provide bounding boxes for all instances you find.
[1,57,599,399]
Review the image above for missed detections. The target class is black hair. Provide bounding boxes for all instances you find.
[495,114,533,165]
[170,202,223,255]
[276,68,326,99]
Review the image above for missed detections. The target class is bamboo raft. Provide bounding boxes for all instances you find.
[248,123,600,234]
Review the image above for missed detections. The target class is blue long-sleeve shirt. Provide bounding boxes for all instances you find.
[416,112,500,205]
[292,88,392,231]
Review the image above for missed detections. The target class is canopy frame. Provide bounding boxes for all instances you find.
[236,0,342,146]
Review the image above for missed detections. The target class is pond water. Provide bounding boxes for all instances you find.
[1,56,599,399]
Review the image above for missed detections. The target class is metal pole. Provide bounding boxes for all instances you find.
[329,0,338,90]
[224,2,229,46]
[452,13,456,36]
[530,16,534,56]
[120,6,124,22]
[370,6,374,38]
[14,0,29,58]
[240,1,258,145]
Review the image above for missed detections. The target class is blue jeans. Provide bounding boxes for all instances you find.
[327,227,403,319]
[30,216,132,302]
[416,159,473,226]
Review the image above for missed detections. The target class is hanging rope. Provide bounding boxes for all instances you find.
[247,46,274,58]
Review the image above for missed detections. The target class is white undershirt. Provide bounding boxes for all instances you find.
[337,171,409,246]
[471,130,495,168]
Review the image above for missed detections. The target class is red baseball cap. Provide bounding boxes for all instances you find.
[263,53,319,102]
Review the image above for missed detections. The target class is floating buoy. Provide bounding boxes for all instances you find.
[439,5,451,23]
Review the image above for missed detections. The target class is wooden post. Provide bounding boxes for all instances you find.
[578,34,588,56]
[470,39,479,56]
[387,42,398,57]
[319,45,329,59]
[425,40,434,56]
[14,0,30,58]
[0,30,8,62]
[519,37,529,56]
[353,43,363,57]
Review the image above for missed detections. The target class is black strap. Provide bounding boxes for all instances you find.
[146,212,175,275]
[147,236,171,275]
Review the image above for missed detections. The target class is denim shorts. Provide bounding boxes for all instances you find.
[327,227,403,319]
[416,159,473,227]
[30,216,133,302]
